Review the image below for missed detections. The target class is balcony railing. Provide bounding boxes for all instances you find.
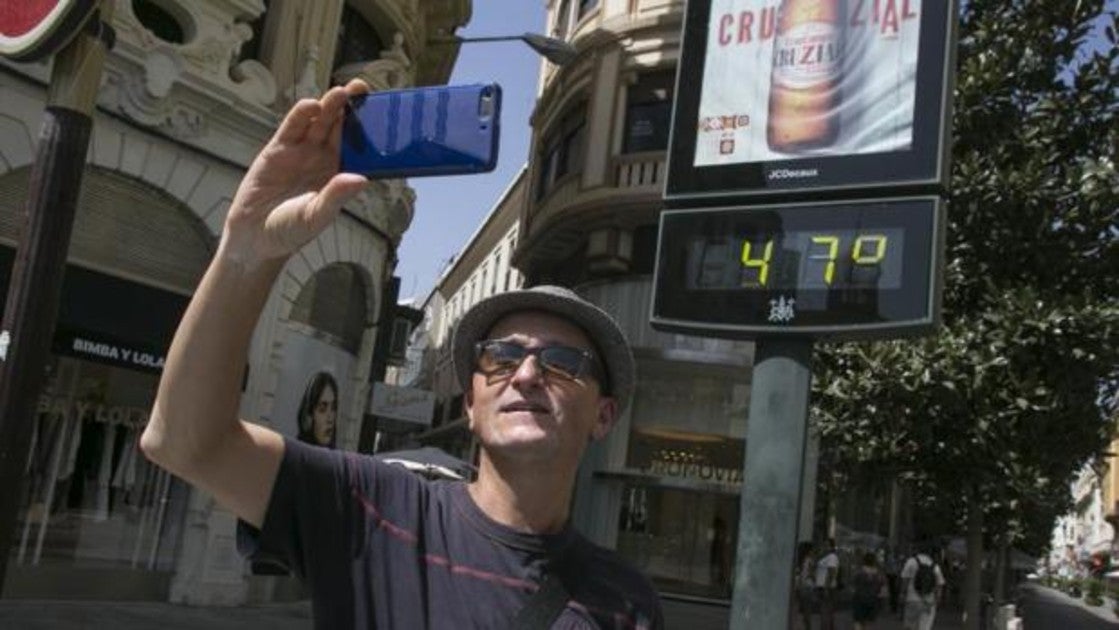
[614,152,666,190]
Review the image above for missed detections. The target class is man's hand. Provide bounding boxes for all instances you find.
[222,79,370,266]
[143,80,374,526]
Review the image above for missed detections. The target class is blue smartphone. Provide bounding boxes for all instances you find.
[340,83,501,179]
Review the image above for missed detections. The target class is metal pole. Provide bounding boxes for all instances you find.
[729,338,813,629]
[0,4,112,590]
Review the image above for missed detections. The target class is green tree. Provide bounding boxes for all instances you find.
[811,2,1118,627]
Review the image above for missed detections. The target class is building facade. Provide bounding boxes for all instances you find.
[1,0,470,604]
[404,168,527,457]
[1049,430,1119,577]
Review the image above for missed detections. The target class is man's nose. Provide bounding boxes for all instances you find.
[510,354,545,386]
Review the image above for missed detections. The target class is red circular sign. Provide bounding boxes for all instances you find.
[0,0,99,62]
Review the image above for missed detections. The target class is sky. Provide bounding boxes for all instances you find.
[397,3,547,302]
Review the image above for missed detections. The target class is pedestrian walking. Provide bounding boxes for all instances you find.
[852,552,887,629]
[794,541,817,630]
[815,538,841,630]
[139,78,663,629]
[885,548,902,615]
[900,544,946,630]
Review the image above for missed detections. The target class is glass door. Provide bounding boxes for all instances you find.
[617,482,739,599]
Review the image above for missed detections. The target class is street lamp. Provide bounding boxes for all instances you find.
[434,32,578,66]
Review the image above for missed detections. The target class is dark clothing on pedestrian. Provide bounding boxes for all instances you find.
[852,567,885,622]
[238,438,663,629]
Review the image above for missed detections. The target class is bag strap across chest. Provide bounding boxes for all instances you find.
[511,572,571,629]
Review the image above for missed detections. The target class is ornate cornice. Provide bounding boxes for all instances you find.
[92,0,280,164]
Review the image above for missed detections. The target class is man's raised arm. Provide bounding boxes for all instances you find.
[140,81,369,528]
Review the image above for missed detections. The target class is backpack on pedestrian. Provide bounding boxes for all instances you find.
[912,557,937,596]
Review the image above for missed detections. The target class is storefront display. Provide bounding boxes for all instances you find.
[609,359,750,599]
[0,247,192,597]
[13,356,186,575]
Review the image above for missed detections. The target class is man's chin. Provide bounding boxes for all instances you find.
[484,431,557,460]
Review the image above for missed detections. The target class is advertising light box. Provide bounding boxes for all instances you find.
[665,0,957,202]
[650,197,944,339]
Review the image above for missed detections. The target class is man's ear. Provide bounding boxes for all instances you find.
[463,386,476,431]
[590,396,618,442]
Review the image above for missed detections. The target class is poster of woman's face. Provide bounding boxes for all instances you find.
[270,328,355,449]
[297,371,338,447]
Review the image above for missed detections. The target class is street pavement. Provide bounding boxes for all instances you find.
[664,598,967,630]
[0,599,312,629]
[1016,583,1119,629]
[0,596,970,629]
[3,585,1114,629]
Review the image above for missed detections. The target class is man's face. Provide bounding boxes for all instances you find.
[465,311,617,465]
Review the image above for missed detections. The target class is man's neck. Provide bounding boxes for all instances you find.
[467,453,577,534]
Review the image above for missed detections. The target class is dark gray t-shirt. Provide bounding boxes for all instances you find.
[238,438,663,629]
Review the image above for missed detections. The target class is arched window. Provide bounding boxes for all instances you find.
[289,264,370,354]
[132,0,191,44]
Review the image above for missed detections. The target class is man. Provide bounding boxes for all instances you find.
[814,538,841,630]
[900,545,946,630]
[139,80,662,628]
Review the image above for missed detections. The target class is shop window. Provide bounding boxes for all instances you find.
[623,71,676,153]
[13,357,189,580]
[616,484,739,599]
[132,0,190,44]
[332,4,386,77]
[535,106,587,201]
[613,360,749,599]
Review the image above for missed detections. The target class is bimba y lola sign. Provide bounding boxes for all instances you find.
[654,0,957,339]
[0,0,99,62]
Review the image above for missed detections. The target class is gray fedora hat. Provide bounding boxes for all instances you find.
[452,285,635,415]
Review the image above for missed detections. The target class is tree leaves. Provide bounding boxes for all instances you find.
[812,0,1119,555]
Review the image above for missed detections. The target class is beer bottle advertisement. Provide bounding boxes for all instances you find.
[694,0,923,167]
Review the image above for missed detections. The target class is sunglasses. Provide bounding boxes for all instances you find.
[473,340,608,390]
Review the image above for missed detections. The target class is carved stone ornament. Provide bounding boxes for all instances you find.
[115,0,277,109]
[231,58,277,106]
[107,46,203,138]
